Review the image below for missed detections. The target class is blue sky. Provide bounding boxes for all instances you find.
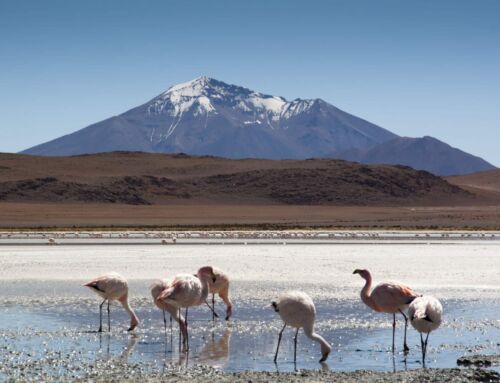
[1,0,499,165]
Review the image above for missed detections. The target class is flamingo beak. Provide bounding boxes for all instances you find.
[127,324,137,332]
[353,269,360,274]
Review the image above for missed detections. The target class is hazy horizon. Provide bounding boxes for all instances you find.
[1,0,499,165]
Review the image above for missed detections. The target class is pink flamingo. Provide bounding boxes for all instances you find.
[83,272,139,332]
[156,266,216,350]
[353,269,418,353]
[272,291,332,363]
[408,295,443,365]
[150,279,182,334]
[207,267,233,321]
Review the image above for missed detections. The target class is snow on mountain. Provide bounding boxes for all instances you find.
[145,76,314,132]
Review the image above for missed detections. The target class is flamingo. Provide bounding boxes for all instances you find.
[207,267,233,320]
[83,272,139,332]
[271,291,331,363]
[150,279,181,334]
[156,266,216,350]
[353,269,418,353]
[408,295,443,365]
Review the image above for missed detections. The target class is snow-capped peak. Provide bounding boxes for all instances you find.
[146,76,320,129]
[164,76,213,97]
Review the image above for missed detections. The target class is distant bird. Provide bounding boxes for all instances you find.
[156,266,216,350]
[83,272,139,332]
[271,291,331,363]
[207,267,233,320]
[408,295,443,365]
[353,269,418,353]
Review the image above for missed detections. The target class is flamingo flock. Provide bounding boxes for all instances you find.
[83,267,443,365]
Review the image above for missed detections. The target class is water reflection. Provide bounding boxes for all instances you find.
[198,328,231,367]
[0,297,498,378]
[97,332,139,363]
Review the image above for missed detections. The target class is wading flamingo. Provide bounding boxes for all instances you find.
[83,272,139,332]
[156,266,216,350]
[408,295,443,365]
[353,269,417,353]
[271,291,331,363]
[207,267,233,320]
[150,279,182,334]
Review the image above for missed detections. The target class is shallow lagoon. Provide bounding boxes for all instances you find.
[0,243,499,379]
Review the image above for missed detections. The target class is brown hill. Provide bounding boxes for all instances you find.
[0,152,483,207]
[447,169,500,199]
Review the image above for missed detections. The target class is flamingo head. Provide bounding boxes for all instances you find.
[319,343,332,362]
[353,269,371,280]
[150,279,168,301]
[197,266,216,283]
[128,316,139,332]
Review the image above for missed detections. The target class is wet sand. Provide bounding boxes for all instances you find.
[0,243,499,381]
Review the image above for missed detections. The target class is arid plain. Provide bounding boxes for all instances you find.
[0,152,499,229]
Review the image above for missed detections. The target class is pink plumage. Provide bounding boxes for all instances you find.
[207,267,233,320]
[156,266,216,350]
[83,272,139,332]
[272,291,331,363]
[354,269,417,353]
[150,279,186,338]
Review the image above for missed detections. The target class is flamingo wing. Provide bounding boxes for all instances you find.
[158,274,202,307]
[84,273,128,300]
[371,282,417,311]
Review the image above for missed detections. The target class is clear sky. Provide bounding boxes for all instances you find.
[1,0,499,165]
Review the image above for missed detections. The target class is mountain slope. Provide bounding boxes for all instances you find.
[21,76,495,175]
[22,77,397,158]
[339,136,495,176]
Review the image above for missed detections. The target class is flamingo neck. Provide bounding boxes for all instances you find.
[197,275,210,303]
[360,273,376,310]
[120,297,139,327]
[303,326,331,356]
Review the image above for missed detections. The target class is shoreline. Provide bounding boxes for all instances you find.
[82,368,500,383]
[7,366,498,383]
[1,229,500,246]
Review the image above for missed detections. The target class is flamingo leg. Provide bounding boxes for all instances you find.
[170,315,173,347]
[420,333,425,365]
[98,299,106,332]
[184,308,189,351]
[392,313,396,353]
[204,300,219,318]
[178,308,182,353]
[399,309,410,353]
[107,300,111,332]
[274,323,287,363]
[293,328,299,364]
[212,293,215,320]
[424,333,430,362]
[163,309,167,335]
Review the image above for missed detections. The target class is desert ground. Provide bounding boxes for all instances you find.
[0,152,499,229]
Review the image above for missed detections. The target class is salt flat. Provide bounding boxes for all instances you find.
[0,244,498,299]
